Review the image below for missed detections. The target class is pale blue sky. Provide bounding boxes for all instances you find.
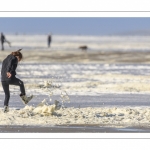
[1,18,150,35]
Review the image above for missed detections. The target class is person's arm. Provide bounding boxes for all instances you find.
[6,57,16,78]
[9,58,17,74]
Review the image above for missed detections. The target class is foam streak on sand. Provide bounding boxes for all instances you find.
[0,101,150,127]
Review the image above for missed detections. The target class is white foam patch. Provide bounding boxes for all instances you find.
[1,102,150,127]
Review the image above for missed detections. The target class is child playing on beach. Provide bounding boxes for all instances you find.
[1,49,33,113]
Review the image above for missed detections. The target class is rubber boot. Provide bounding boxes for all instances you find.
[20,95,33,105]
[4,106,9,113]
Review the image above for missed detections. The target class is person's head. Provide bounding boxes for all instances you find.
[11,49,23,62]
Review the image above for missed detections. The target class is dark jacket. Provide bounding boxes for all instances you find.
[1,54,18,81]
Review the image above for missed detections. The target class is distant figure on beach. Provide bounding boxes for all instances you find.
[79,45,88,51]
[47,34,52,48]
[0,32,11,51]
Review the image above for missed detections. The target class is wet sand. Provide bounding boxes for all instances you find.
[1,50,150,64]
[1,125,150,133]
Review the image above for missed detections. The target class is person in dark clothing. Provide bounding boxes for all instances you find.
[0,32,11,50]
[47,34,52,48]
[1,49,33,113]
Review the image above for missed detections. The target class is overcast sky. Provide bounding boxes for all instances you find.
[1,17,150,35]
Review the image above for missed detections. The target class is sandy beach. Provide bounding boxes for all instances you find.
[1,35,150,133]
[1,50,150,64]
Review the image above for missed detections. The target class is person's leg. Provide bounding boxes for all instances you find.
[2,43,4,50]
[1,81,10,106]
[9,77,33,105]
[9,77,26,96]
[1,41,4,50]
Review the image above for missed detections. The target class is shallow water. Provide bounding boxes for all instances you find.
[0,94,150,109]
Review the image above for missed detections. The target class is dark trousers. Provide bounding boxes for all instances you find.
[48,41,51,47]
[1,77,26,106]
[1,41,4,50]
